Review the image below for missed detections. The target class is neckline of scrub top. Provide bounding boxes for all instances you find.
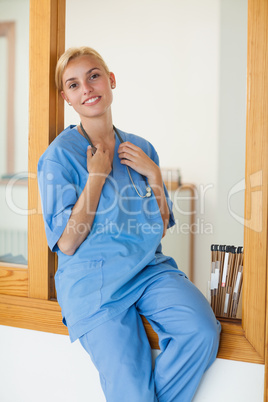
[71,125,122,179]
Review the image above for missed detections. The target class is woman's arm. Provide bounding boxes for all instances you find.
[118,142,170,237]
[147,170,170,237]
[57,144,111,255]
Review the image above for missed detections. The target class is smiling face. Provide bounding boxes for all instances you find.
[61,55,116,121]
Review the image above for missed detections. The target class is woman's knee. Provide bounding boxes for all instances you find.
[195,313,221,368]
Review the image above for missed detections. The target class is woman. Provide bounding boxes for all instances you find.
[38,46,221,402]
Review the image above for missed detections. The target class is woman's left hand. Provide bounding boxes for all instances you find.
[118,141,170,237]
[118,142,161,184]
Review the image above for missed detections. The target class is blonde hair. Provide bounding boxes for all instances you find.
[55,46,110,91]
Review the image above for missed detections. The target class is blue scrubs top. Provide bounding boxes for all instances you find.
[38,125,179,342]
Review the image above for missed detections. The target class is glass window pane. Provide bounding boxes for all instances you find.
[0,37,7,176]
[0,0,29,266]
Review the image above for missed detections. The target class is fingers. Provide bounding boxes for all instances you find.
[87,146,93,158]
[118,141,139,156]
[118,142,156,177]
[118,142,141,162]
[86,143,111,176]
[87,143,106,158]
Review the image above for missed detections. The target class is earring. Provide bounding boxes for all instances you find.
[112,84,115,89]
[68,102,72,106]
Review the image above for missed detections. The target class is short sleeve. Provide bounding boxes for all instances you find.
[150,146,176,229]
[37,158,78,252]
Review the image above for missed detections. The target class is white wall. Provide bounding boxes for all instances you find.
[0,325,264,402]
[214,0,247,244]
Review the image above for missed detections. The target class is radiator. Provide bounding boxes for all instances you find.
[0,229,28,263]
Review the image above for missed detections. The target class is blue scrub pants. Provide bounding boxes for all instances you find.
[79,271,221,402]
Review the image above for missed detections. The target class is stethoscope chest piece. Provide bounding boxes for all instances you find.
[146,186,152,197]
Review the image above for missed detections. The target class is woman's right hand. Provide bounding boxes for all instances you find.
[57,143,111,256]
[87,143,112,178]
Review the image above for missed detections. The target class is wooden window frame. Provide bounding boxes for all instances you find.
[0,0,267,398]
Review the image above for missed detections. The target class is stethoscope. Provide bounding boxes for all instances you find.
[80,123,152,198]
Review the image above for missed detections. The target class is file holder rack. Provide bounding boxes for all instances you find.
[210,244,243,319]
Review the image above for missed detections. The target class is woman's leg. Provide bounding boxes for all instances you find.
[136,271,221,402]
[79,306,157,402]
